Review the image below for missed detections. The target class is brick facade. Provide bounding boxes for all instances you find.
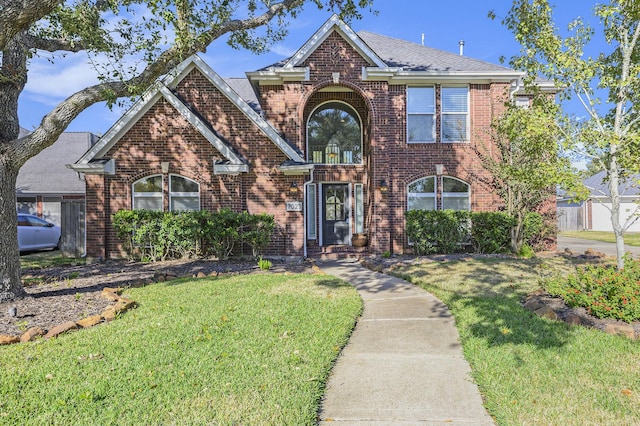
[81,20,538,260]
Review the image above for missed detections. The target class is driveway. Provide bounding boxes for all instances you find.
[557,235,640,258]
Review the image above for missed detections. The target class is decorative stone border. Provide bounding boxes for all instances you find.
[523,289,640,340]
[0,287,136,346]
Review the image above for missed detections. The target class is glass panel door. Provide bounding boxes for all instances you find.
[322,184,349,245]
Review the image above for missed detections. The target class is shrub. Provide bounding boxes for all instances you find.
[112,209,275,262]
[470,212,514,254]
[405,210,470,255]
[544,255,640,322]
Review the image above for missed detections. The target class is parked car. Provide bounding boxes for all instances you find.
[17,214,61,252]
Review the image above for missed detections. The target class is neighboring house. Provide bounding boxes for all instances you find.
[558,171,640,232]
[70,14,532,260]
[17,129,98,256]
[17,129,97,225]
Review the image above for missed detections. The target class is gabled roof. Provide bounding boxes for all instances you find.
[70,55,307,175]
[248,14,523,85]
[585,171,640,198]
[18,131,97,195]
[285,14,387,69]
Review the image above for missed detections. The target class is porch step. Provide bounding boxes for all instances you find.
[307,245,370,259]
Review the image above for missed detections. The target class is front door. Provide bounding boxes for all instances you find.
[322,184,349,245]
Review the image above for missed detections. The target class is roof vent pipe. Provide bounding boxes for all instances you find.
[459,40,465,56]
[421,33,425,46]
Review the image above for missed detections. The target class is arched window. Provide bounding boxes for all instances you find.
[169,175,200,211]
[407,176,470,211]
[307,101,362,165]
[132,174,200,211]
[132,175,163,210]
[408,177,436,211]
[442,176,470,211]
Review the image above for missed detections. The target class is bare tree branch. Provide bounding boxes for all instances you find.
[22,33,85,52]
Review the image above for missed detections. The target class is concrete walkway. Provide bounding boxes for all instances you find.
[318,259,494,425]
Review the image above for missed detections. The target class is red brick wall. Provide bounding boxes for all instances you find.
[84,29,544,259]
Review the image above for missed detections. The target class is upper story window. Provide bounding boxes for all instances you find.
[132,174,200,211]
[441,86,469,142]
[307,101,362,165]
[407,176,470,211]
[407,87,435,143]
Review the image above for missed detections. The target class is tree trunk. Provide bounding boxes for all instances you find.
[0,157,25,301]
[608,163,626,270]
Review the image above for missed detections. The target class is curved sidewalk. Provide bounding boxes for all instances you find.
[318,259,494,425]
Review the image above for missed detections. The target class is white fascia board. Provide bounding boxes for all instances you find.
[278,163,315,175]
[214,163,250,175]
[245,67,309,84]
[66,159,116,175]
[189,55,305,163]
[363,67,525,84]
[284,14,387,69]
[158,85,246,166]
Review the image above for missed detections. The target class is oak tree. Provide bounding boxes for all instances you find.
[0,0,373,301]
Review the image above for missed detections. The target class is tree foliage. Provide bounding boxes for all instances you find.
[0,0,374,301]
[477,98,587,253]
[493,0,640,268]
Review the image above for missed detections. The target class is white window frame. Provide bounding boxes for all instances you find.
[306,183,317,240]
[441,176,471,211]
[132,174,163,211]
[406,176,471,212]
[169,174,200,211]
[407,86,436,143]
[441,85,470,143]
[354,184,364,234]
[407,176,437,211]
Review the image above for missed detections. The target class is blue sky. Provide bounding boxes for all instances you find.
[18,0,603,135]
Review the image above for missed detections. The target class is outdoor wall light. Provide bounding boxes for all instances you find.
[290,182,299,193]
[161,162,170,174]
[379,179,389,193]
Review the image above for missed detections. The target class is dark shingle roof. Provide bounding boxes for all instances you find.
[357,31,513,73]
[225,78,260,112]
[584,171,640,197]
[17,132,97,195]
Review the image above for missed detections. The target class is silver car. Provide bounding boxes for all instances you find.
[17,214,61,252]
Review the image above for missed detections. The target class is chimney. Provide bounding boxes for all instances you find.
[459,40,465,56]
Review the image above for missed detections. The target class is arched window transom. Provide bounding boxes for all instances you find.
[307,101,362,165]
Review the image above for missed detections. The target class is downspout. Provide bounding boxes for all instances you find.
[510,77,523,100]
[303,169,315,259]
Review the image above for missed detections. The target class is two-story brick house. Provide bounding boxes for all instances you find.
[70,14,526,260]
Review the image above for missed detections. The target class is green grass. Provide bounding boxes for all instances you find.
[560,230,640,246]
[0,273,361,425]
[20,250,85,270]
[391,256,640,425]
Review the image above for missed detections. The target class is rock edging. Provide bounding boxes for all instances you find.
[1,287,136,346]
[523,289,640,340]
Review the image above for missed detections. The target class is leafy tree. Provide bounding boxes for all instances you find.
[0,0,374,302]
[493,0,640,269]
[476,99,587,253]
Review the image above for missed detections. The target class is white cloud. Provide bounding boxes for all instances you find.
[269,43,296,57]
[25,54,101,101]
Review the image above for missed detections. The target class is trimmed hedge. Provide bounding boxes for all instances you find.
[405,210,546,255]
[112,209,275,261]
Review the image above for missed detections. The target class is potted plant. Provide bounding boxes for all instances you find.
[352,232,368,247]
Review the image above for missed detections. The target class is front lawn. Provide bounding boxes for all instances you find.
[391,256,640,425]
[0,273,361,425]
[560,230,640,246]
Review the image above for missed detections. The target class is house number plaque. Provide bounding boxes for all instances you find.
[286,201,303,212]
